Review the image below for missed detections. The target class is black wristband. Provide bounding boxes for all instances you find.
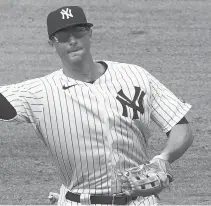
[0,93,17,120]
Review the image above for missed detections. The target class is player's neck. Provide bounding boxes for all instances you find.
[62,56,105,82]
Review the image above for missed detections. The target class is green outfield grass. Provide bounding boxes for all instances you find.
[0,0,210,204]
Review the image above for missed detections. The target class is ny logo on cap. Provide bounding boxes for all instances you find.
[60,8,73,19]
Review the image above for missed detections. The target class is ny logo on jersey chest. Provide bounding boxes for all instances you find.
[116,87,145,120]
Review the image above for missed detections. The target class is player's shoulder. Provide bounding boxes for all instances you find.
[12,77,44,92]
[104,60,145,71]
[41,69,62,79]
[16,70,62,92]
[104,60,151,78]
[35,69,64,83]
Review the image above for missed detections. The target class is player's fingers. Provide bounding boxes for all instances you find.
[48,192,59,204]
[144,183,152,189]
[121,181,129,186]
[122,188,132,196]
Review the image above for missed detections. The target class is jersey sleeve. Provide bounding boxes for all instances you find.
[147,72,192,133]
[0,78,44,124]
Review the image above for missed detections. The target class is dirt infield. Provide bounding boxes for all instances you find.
[0,0,210,205]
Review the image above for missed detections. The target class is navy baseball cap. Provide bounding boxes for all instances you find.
[47,6,93,38]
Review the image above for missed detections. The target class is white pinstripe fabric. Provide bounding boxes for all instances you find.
[0,61,191,205]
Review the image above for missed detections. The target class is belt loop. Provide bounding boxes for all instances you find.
[126,195,129,204]
[126,195,132,204]
[80,193,91,205]
[112,193,116,205]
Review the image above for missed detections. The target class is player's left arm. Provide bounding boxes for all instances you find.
[158,116,193,163]
[148,71,194,164]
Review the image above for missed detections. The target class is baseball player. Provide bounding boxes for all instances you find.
[0,6,194,206]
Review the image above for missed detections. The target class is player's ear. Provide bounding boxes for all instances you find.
[48,39,54,47]
[88,28,92,38]
[48,38,58,52]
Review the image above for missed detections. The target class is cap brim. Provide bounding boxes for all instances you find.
[50,22,93,38]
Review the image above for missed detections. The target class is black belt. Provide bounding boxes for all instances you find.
[65,191,137,205]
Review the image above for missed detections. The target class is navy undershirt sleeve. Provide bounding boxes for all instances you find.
[166,117,189,137]
[0,93,17,120]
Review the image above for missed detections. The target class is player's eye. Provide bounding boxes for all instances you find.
[74,27,87,32]
[54,31,70,42]
[53,27,89,42]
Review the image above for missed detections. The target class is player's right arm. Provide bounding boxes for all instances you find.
[0,79,44,124]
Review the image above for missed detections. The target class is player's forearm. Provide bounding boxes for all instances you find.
[158,123,194,164]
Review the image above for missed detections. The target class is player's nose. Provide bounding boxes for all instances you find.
[67,35,77,45]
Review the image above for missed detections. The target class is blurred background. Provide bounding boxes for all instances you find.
[0,0,210,204]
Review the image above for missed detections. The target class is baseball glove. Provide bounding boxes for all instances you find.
[117,157,173,197]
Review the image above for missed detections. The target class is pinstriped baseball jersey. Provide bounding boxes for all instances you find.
[0,60,191,204]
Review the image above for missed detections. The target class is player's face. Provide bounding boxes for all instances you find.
[52,25,92,64]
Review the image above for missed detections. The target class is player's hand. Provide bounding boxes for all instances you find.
[117,157,173,197]
[48,192,59,204]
